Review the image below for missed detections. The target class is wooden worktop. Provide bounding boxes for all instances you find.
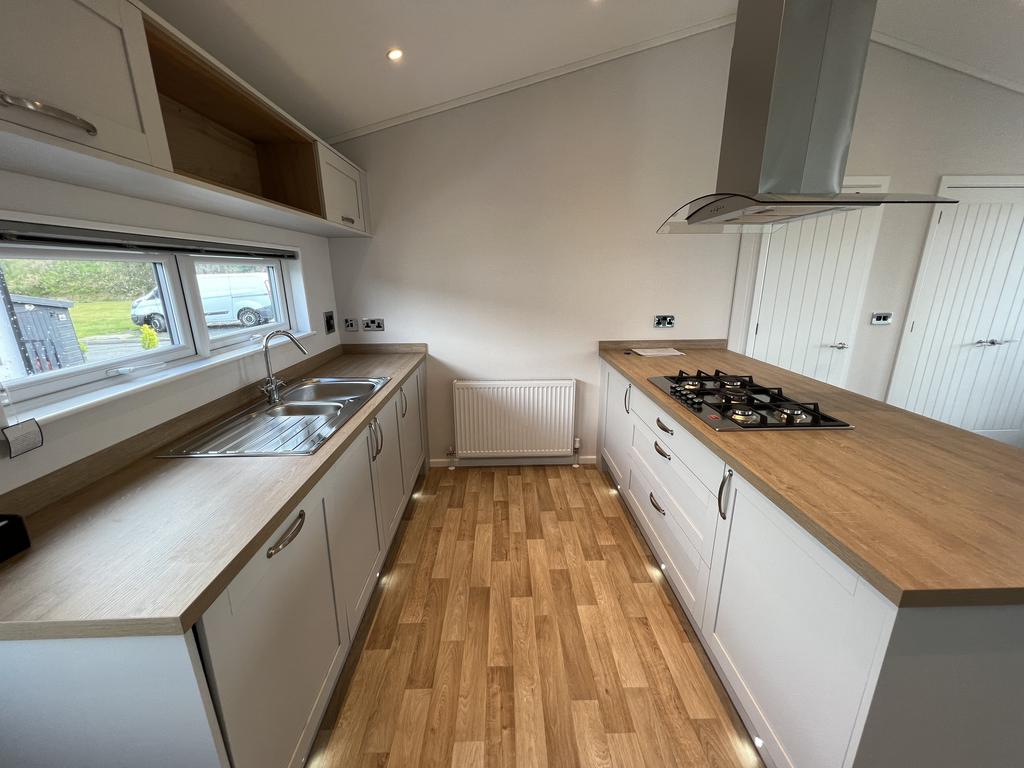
[602,345,1024,608]
[0,350,424,640]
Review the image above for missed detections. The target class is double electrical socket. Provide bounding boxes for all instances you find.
[345,317,385,332]
[654,314,676,329]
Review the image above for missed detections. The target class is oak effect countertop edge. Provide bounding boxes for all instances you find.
[600,347,1024,608]
[0,350,425,641]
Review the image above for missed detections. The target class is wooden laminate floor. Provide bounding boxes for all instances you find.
[309,466,762,768]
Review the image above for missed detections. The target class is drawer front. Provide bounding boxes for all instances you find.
[629,388,724,492]
[631,416,719,564]
[624,459,709,624]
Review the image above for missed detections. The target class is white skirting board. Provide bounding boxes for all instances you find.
[452,378,576,459]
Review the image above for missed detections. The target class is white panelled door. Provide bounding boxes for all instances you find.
[745,179,888,387]
[888,178,1024,447]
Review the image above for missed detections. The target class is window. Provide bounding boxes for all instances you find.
[0,242,293,407]
[191,258,288,349]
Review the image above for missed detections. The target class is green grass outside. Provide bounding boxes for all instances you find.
[68,300,139,339]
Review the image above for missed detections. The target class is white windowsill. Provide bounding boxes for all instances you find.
[9,331,319,426]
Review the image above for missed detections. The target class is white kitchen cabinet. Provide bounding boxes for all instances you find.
[198,483,340,768]
[323,427,380,644]
[624,455,710,624]
[630,415,720,564]
[371,396,406,546]
[0,0,170,168]
[318,142,368,231]
[398,366,426,490]
[601,364,633,488]
[702,471,896,768]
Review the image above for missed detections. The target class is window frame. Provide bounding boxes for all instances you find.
[181,255,292,353]
[0,245,295,410]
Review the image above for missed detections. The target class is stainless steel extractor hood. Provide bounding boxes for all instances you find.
[659,0,955,234]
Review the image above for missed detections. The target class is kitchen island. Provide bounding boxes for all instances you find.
[599,340,1024,768]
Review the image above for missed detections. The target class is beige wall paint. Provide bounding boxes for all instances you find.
[335,26,1024,463]
[332,27,741,463]
[0,170,338,495]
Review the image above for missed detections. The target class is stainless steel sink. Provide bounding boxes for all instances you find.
[283,378,383,402]
[164,376,390,457]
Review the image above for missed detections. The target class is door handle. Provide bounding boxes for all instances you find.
[655,417,674,436]
[0,90,98,135]
[654,441,671,461]
[624,383,631,414]
[649,492,666,516]
[266,510,305,558]
[974,338,1016,347]
[400,387,408,417]
[717,469,733,521]
[375,416,384,457]
[828,342,849,350]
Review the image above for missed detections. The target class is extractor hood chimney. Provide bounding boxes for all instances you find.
[659,0,955,234]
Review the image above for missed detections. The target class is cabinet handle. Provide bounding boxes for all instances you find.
[654,441,671,461]
[341,215,355,225]
[266,510,305,558]
[375,416,384,457]
[624,383,631,414]
[649,492,666,516]
[368,420,379,461]
[0,90,98,136]
[717,469,733,521]
[655,417,674,436]
[400,387,408,417]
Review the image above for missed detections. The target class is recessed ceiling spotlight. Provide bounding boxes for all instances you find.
[387,48,403,62]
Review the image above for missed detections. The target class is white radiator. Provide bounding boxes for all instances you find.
[453,379,576,459]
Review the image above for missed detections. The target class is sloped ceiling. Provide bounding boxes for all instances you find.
[141,0,1024,141]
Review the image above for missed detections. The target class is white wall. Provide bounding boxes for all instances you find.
[334,27,1024,463]
[333,27,741,463]
[0,170,338,496]
[846,44,1024,399]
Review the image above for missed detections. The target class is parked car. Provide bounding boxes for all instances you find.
[131,273,274,332]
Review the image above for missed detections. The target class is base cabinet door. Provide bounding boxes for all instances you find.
[324,428,381,643]
[398,367,425,490]
[703,473,895,768]
[371,397,405,545]
[602,365,633,487]
[198,485,340,768]
[0,0,170,167]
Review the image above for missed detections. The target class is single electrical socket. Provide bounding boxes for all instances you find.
[362,318,385,332]
[343,318,359,332]
[654,314,676,329]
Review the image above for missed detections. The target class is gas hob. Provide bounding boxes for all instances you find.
[648,369,852,432]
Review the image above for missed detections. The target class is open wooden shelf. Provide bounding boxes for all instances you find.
[145,21,324,219]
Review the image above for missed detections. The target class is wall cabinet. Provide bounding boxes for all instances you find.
[323,427,380,643]
[319,143,368,232]
[599,362,897,768]
[198,481,339,768]
[0,0,170,167]
[0,0,370,236]
[398,366,425,490]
